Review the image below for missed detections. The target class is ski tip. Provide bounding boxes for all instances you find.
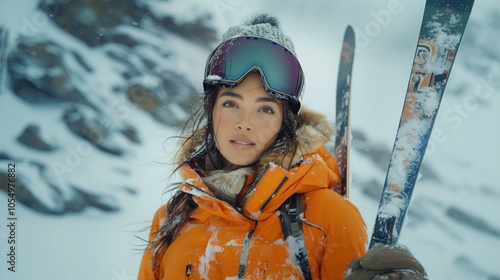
[345,25,354,37]
[342,25,355,50]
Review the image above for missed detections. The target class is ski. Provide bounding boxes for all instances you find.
[370,0,475,249]
[334,25,355,198]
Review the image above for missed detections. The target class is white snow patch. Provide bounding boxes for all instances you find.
[206,75,222,81]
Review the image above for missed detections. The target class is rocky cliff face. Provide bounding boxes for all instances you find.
[0,0,216,214]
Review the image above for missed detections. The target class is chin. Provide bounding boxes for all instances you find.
[224,158,258,169]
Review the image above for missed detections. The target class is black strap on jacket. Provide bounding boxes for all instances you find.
[279,193,312,280]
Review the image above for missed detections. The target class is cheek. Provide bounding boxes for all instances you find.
[212,109,230,141]
[256,117,282,145]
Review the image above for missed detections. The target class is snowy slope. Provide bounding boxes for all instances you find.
[1,0,499,279]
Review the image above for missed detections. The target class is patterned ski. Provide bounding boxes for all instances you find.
[334,25,355,198]
[370,0,475,248]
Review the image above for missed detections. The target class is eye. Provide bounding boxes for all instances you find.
[222,100,237,108]
[259,106,275,114]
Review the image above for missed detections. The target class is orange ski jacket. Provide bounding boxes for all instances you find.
[138,109,367,280]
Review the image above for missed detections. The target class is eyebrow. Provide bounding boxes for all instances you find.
[220,91,279,104]
[256,97,279,104]
[220,91,243,100]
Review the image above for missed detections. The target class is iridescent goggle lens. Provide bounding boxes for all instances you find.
[203,37,304,114]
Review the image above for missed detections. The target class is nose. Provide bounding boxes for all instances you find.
[237,124,252,131]
[236,112,254,131]
[236,122,253,131]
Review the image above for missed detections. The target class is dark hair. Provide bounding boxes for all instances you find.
[148,86,299,269]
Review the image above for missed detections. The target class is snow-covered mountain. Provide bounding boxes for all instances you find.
[1,0,499,279]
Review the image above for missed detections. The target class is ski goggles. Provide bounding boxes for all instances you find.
[203,37,304,114]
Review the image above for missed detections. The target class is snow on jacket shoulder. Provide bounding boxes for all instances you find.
[138,108,367,280]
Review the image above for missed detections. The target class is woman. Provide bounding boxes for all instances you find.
[138,14,427,280]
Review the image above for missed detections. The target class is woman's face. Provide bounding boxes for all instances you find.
[212,72,283,169]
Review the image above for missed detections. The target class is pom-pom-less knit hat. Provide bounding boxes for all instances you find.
[205,13,303,114]
[221,14,297,56]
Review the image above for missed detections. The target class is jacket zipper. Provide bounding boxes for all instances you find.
[239,163,272,207]
[237,221,257,279]
[239,163,289,213]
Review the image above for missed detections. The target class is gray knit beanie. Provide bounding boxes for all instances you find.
[221,14,296,56]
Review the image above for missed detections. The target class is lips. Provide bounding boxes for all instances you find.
[230,137,255,150]
[231,140,254,145]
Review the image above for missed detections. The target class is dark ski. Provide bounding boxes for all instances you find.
[334,25,355,198]
[370,0,475,248]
